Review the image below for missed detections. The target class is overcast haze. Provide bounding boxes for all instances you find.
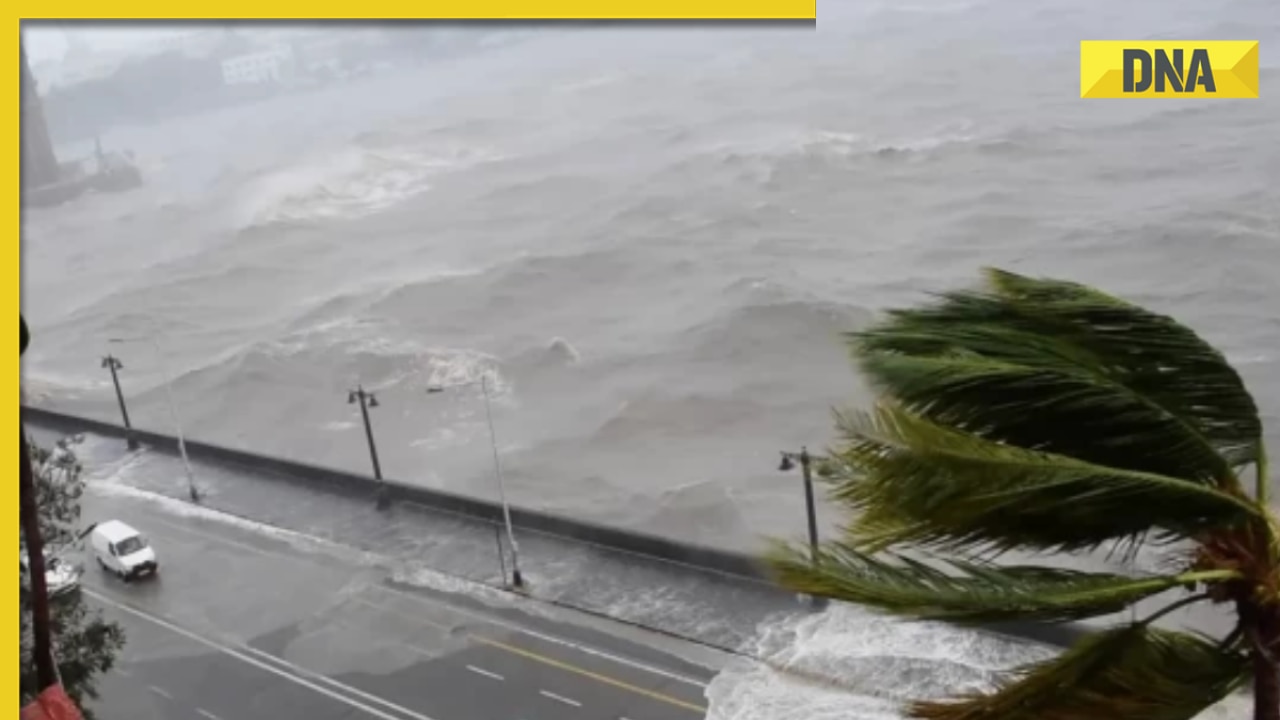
[23,25,192,60]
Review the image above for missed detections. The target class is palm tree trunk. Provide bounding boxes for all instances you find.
[20,426,58,691]
[1243,599,1280,720]
[1258,657,1279,720]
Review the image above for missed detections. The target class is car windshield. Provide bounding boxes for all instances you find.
[115,536,147,556]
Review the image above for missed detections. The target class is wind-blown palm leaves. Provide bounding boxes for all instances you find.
[769,269,1279,720]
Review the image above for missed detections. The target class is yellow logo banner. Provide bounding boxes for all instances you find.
[1080,41,1259,98]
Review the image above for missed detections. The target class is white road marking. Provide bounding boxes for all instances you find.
[85,588,436,720]
[366,592,709,688]
[539,690,583,708]
[95,489,708,689]
[147,685,172,700]
[196,709,222,720]
[237,643,437,720]
[465,665,505,681]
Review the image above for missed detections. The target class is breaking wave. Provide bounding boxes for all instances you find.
[233,143,505,229]
[704,605,1254,720]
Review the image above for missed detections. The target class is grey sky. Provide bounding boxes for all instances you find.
[23,25,190,62]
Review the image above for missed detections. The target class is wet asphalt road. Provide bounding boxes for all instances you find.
[77,487,717,720]
[32,423,794,655]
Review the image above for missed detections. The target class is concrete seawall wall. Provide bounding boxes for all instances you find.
[21,405,772,581]
[22,404,1089,649]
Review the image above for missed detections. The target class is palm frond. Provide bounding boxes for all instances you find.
[768,541,1237,624]
[849,268,1262,486]
[909,624,1249,720]
[986,269,1260,472]
[827,404,1262,555]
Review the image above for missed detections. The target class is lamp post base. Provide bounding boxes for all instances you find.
[375,487,391,511]
[188,486,201,503]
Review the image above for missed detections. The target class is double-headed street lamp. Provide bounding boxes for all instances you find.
[779,446,820,564]
[426,376,524,590]
[100,354,139,451]
[108,336,200,503]
[348,386,389,510]
[779,445,827,608]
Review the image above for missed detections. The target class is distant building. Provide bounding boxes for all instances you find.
[220,45,295,86]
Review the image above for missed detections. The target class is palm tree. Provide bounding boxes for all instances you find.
[20,314,59,694]
[770,268,1279,720]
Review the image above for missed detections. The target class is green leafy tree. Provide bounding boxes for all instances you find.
[770,269,1279,720]
[20,438,125,717]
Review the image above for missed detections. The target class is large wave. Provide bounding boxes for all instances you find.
[704,605,1253,720]
[232,142,506,230]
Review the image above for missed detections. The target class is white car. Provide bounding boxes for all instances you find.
[20,549,81,598]
[90,520,158,581]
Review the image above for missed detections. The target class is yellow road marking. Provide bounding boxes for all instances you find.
[351,596,709,712]
[472,635,707,714]
[342,601,705,712]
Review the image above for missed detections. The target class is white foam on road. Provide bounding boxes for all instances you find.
[387,563,515,607]
[87,460,575,628]
[704,602,1254,720]
[88,474,382,569]
[72,432,1255,720]
[705,602,1052,720]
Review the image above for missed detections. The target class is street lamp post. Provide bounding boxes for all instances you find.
[779,446,826,608]
[100,354,139,450]
[348,386,389,510]
[427,376,524,590]
[109,336,200,503]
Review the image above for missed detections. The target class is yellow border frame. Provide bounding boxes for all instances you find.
[9,17,19,713]
[12,3,815,711]
[22,2,816,20]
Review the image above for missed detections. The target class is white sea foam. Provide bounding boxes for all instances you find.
[236,144,504,228]
[85,461,546,616]
[409,425,472,450]
[705,602,1254,720]
[260,316,411,359]
[706,603,1047,720]
[88,476,380,568]
[545,337,582,364]
[21,370,112,400]
[255,317,512,397]
[421,349,513,398]
[387,564,514,605]
[707,658,903,720]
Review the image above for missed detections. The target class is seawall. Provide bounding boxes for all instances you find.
[22,404,1088,651]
